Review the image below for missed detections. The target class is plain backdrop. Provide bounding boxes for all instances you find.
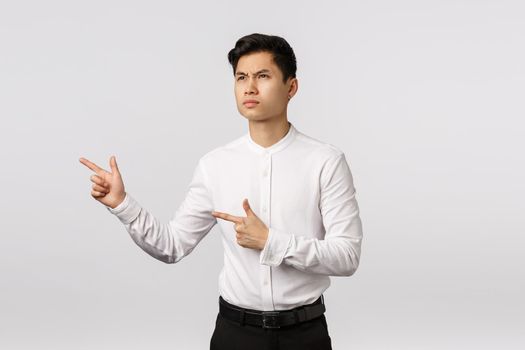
[1,0,524,349]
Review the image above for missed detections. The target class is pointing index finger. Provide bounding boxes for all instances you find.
[212,211,243,224]
[79,157,105,174]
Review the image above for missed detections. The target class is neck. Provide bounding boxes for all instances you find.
[248,117,291,148]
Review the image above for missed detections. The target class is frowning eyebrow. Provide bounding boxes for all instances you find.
[235,69,272,76]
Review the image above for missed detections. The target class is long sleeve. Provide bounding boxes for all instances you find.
[259,153,363,276]
[106,158,217,264]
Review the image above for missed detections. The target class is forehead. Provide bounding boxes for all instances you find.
[236,51,279,74]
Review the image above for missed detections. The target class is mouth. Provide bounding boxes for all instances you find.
[243,100,259,108]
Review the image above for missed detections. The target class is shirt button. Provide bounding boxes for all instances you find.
[262,206,267,212]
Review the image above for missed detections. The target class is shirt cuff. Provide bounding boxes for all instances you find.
[105,193,142,225]
[259,227,292,267]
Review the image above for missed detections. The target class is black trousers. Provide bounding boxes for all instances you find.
[209,300,333,350]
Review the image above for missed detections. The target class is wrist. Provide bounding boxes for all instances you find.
[111,192,127,209]
[259,228,269,250]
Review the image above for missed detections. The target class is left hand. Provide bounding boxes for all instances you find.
[212,199,269,250]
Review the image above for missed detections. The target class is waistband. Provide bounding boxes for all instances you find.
[218,295,326,329]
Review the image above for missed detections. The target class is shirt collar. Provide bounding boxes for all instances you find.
[245,121,297,155]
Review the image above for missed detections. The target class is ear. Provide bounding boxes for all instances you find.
[287,77,298,99]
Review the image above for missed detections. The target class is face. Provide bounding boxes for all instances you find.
[234,51,298,122]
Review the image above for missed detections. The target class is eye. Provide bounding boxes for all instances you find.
[237,76,245,81]
[259,74,269,78]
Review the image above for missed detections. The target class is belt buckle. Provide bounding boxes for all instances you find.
[261,311,280,329]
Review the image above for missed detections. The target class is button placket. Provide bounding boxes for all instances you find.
[261,152,271,216]
[260,151,274,310]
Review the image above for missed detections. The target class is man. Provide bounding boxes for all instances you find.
[79,33,363,350]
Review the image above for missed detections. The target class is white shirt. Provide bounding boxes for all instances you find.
[106,121,363,311]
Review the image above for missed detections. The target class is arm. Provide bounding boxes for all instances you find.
[106,159,217,264]
[259,153,363,276]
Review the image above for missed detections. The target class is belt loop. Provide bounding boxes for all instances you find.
[321,294,325,305]
[293,309,299,323]
[304,306,311,320]
[298,307,307,322]
[239,309,245,326]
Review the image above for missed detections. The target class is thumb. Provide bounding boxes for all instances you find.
[110,155,121,175]
[243,198,256,217]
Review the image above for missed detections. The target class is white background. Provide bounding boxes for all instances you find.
[1,0,523,349]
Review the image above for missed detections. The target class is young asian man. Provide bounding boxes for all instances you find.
[79,33,363,350]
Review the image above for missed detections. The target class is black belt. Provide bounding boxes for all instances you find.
[219,295,326,329]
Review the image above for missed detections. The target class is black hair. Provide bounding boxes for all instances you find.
[227,33,297,83]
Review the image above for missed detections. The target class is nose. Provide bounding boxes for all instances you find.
[244,76,258,95]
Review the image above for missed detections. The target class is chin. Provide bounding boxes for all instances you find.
[241,115,260,122]
[238,108,263,121]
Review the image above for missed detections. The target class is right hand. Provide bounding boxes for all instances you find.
[79,155,126,209]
